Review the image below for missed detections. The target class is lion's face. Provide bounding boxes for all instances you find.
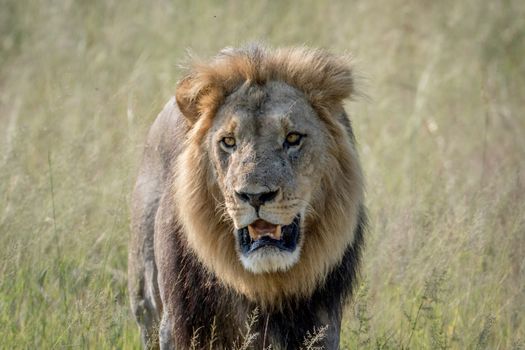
[207,82,329,273]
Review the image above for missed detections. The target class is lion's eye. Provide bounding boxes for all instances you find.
[221,136,236,149]
[284,132,304,147]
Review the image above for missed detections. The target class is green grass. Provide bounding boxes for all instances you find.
[1,0,524,348]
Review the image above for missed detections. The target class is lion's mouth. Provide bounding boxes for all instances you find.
[237,216,301,255]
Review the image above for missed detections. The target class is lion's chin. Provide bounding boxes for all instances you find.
[239,247,301,274]
[237,216,301,274]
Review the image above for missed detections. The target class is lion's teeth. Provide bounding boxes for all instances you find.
[248,221,282,241]
[273,225,282,240]
[247,225,258,240]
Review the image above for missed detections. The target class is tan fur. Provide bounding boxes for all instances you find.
[172,45,364,307]
[176,45,355,126]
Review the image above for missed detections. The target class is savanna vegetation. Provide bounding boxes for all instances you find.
[1,0,524,348]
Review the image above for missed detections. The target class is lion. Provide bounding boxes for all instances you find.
[128,44,367,350]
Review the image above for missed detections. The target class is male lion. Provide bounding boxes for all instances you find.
[128,44,367,350]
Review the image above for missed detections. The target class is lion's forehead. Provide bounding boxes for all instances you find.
[213,81,321,135]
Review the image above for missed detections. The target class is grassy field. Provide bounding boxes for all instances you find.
[1,0,524,348]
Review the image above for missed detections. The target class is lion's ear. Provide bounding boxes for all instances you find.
[175,75,201,124]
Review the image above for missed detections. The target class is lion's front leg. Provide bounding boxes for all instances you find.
[322,324,342,350]
[158,312,176,350]
[297,306,342,350]
[319,307,343,350]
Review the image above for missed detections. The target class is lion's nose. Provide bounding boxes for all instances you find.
[235,190,279,208]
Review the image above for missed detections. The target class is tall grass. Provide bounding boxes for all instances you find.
[1,0,524,348]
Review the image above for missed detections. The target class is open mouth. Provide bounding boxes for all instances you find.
[237,216,301,255]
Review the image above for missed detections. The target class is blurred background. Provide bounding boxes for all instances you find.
[1,0,524,348]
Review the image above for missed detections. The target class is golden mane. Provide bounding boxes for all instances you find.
[172,44,363,308]
[176,44,354,125]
